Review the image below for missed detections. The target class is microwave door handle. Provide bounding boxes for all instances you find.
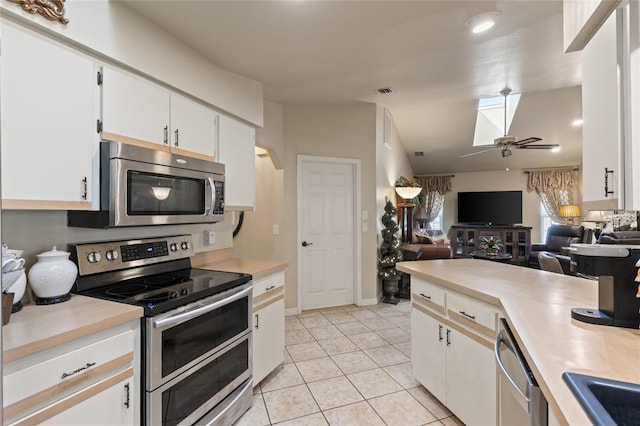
[205,177,215,216]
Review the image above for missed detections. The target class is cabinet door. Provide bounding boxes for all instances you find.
[411,309,446,402]
[446,329,496,426]
[101,66,170,147]
[253,298,285,385]
[41,375,134,426]
[218,114,256,210]
[1,23,94,209]
[170,94,218,160]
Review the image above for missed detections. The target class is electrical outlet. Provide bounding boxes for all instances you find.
[204,230,215,245]
[273,224,280,235]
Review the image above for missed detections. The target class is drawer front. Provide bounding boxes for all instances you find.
[4,330,135,408]
[252,271,285,299]
[411,278,446,313]
[447,291,498,336]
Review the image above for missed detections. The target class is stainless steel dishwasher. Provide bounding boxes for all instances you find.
[495,318,548,426]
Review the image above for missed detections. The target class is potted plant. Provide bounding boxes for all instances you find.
[479,236,503,255]
[378,197,403,304]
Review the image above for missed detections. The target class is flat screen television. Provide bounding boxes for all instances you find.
[457,190,523,225]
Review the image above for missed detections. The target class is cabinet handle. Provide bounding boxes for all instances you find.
[438,324,443,341]
[175,129,179,147]
[81,177,88,200]
[255,313,259,329]
[60,362,96,379]
[164,126,169,145]
[604,167,614,197]
[124,383,130,409]
[265,285,276,291]
[419,293,431,300]
[459,311,476,320]
[446,329,451,346]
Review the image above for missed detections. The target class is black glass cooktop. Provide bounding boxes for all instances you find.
[77,268,251,316]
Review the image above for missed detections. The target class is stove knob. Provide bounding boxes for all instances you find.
[170,243,178,252]
[87,251,101,263]
[181,288,189,296]
[105,250,119,261]
[181,242,190,250]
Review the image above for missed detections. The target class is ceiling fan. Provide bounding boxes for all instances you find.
[461,88,560,158]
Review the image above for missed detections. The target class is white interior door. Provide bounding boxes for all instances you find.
[299,157,356,310]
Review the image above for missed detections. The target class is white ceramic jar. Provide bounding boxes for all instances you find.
[28,246,78,302]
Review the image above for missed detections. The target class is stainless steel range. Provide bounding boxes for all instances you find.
[71,235,253,426]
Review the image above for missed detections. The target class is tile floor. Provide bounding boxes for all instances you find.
[235,300,464,426]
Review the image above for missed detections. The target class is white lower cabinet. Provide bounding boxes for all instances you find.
[3,321,139,425]
[252,271,285,385]
[411,278,497,426]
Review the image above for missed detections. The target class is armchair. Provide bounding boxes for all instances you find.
[525,224,593,274]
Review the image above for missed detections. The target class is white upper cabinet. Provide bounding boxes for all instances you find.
[170,94,218,160]
[100,66,217,160]
[100,66,170,147]
[1,21,95,210]
[218,114,256,210]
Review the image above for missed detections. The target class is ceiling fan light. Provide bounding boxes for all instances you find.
[501,148,512,157]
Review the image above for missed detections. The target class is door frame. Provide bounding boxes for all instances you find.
[296,155,362,314]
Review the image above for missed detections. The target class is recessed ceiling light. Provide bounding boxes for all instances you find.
[465,12,499,34]
[571,118,583,127]
[552,146,561,153]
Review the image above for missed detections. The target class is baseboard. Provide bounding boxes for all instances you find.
[285,308,299,316]
[358,298,379,306]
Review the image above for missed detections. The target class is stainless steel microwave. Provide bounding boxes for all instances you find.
[68,141,224,228]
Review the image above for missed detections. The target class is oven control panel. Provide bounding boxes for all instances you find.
[72,235,194,276]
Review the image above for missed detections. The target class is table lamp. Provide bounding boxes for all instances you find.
[559,205,581,225]
[583,210,607,239]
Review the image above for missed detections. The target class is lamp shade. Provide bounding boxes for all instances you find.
[395,186,422,200]
[559,205,581,218]
[583,210,607,222]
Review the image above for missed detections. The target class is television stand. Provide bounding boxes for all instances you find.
[449,225,531,265]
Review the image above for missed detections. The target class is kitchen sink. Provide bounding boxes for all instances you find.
[563,372,640,425]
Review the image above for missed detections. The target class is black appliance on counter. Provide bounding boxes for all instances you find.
[71,235,253,426]
[570,237,640,328]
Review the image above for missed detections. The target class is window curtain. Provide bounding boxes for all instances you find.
[526,169,579,223]
[414,176,452,229]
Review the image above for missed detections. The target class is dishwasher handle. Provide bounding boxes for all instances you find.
[495,331,530,412]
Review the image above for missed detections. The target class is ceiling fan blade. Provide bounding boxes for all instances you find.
[460,148,497,158]
[512,137,542,146]
[516,144,560,149]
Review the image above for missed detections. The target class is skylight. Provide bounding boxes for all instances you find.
[472,93,521,146]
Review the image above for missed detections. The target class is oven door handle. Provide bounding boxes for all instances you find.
[153,285,252,329]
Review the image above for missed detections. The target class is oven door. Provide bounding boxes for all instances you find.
[146,283,252,391]
[111,157,224,227]
[147,332,252,426]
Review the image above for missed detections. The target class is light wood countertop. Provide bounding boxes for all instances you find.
[2,295,143,364]
[192,251,288,280]
[396,258,640,426]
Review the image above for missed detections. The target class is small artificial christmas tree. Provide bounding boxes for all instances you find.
[378,197,403,304]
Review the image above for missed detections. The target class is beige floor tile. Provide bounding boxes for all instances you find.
[347,368,403,399]
[393,301,411,313]
[286,329,316,345]
[286,317,307,331]
[262,384,320,424]
[383,362,421,389]
[299,315,331,328]
[260,363,305,392]
[331,351,378,375]
[364,345,410,367]
[286,341,328,362]
[348,332,388,350]
[350,309,380,320]
[234,393,270,426]
[307,376,364,410]
[295,356,343,383]
[408,386,452,419]
[272,412,328,425]
[317,336,359,356]
[342,305,365,312]
[387,314,411,328]
[368,390,437,426]
[323,311,357,325]
[253,385,262,395]
[297,311,324,318]
[375,327,411,344]
[322,401,385,426]
[307,324,344,341]
[373,306,406,317]
[359,317,397,331]
[334,321,371,336]
[394,340,412,357]
[440,416,465,426]
[283,348,293,364]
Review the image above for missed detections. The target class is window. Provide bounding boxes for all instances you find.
[540,202,558,241]
[427,209,444,231]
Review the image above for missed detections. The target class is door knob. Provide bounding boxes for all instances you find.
[302,241,313,247]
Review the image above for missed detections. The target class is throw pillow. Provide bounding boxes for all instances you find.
[414,232,434,245]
